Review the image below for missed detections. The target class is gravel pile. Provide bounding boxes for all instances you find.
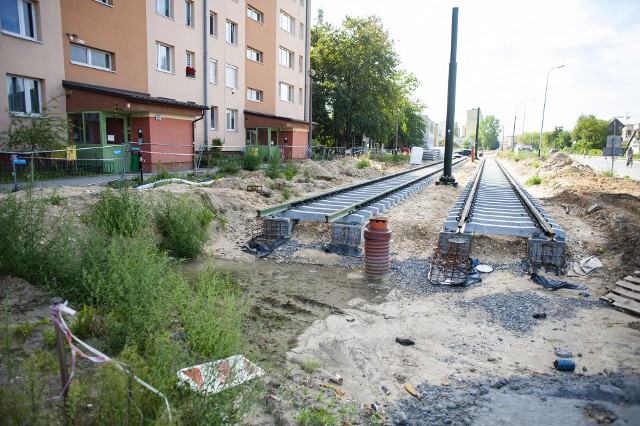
[388,372,640,426]
[458,291,608,334]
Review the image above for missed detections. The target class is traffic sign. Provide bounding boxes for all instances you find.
[606,136,622,148]
[113,150,122,155]
[606,119,624,134]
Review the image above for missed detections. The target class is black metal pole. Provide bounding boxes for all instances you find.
[439,7,458,185]
[474,107,480,159]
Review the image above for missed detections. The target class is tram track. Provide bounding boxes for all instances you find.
[259,158,467,224]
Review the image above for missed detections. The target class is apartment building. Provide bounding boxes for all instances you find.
[1,0,312,173]
[465,108,482,140]
[0,0,66,137]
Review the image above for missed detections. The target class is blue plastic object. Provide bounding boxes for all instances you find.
[554,359,576,371]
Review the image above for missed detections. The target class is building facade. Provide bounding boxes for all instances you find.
[1,0,312,173]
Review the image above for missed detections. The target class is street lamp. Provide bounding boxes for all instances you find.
[308,68,316,158]
[538,64,566,157]
[511,98,534,151]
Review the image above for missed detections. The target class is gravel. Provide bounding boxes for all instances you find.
[387,372,640,426]
[458,291,608,334]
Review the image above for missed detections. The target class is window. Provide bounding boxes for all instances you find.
[225,64,237,88]
[70,45,112,71]
[6,75,40,115]
[155,0,172,18]
[279,47,293,68]
[209,12,217,36]
[299,55,303,73]
[279,82,293,102]
[185,1,193,26]
[186,51,195,77]
[95,0,113,5]
[226,20,237,45]
[299,23,304,39]
[209,59,218,84]
[279,11,293,33]
[299,88,303,105]
[210,106,218,129]
[226,109,237,131]
[1,0,36,39]
[247,6,263,23]
[246,47,263,63]
[247,88,262,102]
[156,43,172,72]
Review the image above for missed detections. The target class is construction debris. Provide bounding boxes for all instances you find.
[602,276,640,316]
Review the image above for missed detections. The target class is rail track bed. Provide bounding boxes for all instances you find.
[259,158,466,224]
[444,158,565,240]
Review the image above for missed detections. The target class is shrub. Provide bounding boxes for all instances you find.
[242,147,262,171]
[284,160,299,180]
[155,194,214,259]
[532,161,540,169]
[303,168,314,182]
[265,154,282,179]
[356,158,372,169]
[601,170,614,177]
[524,176,542,186]
[220,157,241,175]
[94,188,149,237]
[282,186,292,200]
[0,190,81,288]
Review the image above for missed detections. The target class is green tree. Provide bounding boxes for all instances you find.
[1,95,69,151]
[543,126,571,150]
[479,115,501,150]
[571,114,609,150]
[311,14,425,148]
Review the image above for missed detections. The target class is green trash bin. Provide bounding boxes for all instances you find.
[130,153,140,172]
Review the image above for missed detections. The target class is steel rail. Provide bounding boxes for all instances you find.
[456,158,486,232]
[324,158,466,223]
[258,160,449,217]
[494,159,556,239]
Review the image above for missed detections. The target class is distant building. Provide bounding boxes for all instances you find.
[421,115,437,148]
[466,108,482,140]
[622,123,639,154]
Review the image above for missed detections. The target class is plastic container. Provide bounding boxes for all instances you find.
[410,147,424,164]
[553,359,576,371]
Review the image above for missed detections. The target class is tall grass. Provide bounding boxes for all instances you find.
[265,154,282,179]
[242,147,262,171]
[155,193,214,259]
[93,188,149,237]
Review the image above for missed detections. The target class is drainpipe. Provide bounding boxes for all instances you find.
[203,0,209,147]
[193,111,205,171]
[304,0,310,121]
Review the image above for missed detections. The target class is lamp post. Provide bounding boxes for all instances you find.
[307,69,315,158]
[511,98,534,151]
[538,64,565,157]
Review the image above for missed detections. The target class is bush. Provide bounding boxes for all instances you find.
[524,176,543,186]
[94,188,149,237]
[356,158,372,169]
[284,160,299,180]
[155,194,214,259]
[265,154,282,179]
[220,157,241,175]
[0,190,81,288]
[242,147,262,171]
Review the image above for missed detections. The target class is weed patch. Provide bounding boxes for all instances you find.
[356,158,372,169]
[524,176,542,186]
[94,188,149,237]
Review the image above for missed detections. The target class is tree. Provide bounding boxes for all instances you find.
[544,126,571,150]
[479,115,500,150]
[571,114,609,150]
[311,15,426,148]
[1,95,69,151]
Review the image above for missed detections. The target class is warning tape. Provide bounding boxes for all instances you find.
[48,301,172,421]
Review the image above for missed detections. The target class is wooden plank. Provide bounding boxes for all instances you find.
[605,293,640,314]
[634,270,640,277]
[612,301,640,316]
[611,287,640,303]
[616,280,640,293]
[624,276,640,285]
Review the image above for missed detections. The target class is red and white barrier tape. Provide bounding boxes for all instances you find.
[49,301,172,421]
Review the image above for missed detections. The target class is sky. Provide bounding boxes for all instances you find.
[312,0,640,138]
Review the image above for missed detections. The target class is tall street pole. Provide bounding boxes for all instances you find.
[439,7,459,186]
[512,98,533,152]
[308,69,315,158]
[538,64,565,157]
[474,107,480,159]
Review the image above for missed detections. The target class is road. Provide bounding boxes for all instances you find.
[570,155,640,180]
